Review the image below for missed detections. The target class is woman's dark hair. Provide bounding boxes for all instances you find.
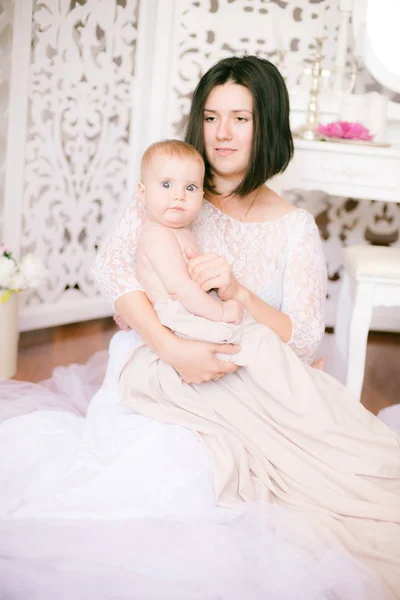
[184,56,294,197]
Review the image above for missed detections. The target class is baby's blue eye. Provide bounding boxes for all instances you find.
[187,184,196,192]
[162,181,171,189]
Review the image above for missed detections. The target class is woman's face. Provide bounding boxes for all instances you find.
[203,82,254,184]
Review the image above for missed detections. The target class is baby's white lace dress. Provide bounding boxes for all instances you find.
[93,199,327,363]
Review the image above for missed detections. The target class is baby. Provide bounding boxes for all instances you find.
[136,139,243,325]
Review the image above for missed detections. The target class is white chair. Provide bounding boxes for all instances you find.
[334,245,400,401]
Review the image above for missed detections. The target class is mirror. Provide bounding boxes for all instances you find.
[353,0,400,93]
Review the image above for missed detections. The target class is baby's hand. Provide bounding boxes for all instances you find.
[222,300,244,324]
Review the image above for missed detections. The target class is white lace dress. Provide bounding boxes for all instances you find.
[94,200,327,363]
[0,201,388,600]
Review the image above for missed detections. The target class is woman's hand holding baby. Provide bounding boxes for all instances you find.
[185,247,240,301]
[165,337,240,384]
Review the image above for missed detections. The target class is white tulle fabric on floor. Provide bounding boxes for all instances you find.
[0,351,107,425]
[0,511,388,600]
[0,329,397,599]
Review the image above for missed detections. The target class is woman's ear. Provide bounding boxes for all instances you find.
[137,182,145,202]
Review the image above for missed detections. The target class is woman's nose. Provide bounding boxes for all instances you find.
[216,119,232,141]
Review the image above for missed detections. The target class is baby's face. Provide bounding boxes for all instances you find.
[140,153,204,228]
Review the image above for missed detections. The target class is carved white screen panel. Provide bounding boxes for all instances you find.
[0,0,13,240]
[16,0,139,330]
[157,0,341,139]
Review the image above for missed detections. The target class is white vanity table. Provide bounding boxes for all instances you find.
[272,138,400,203]
[270,0,400,333]
[270,135,400,332]
[271,0,400,205]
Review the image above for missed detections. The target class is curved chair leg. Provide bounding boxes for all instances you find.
[345,282,374,401]
[335,274,351,353]
[334,273,352,383]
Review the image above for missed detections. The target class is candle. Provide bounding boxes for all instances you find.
[355,21,366,57]
[340,0,354,11]
[275,16,283,52]
[318,2,326,39]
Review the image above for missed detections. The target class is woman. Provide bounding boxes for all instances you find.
[0,57,394,600]
[95,56,327,380]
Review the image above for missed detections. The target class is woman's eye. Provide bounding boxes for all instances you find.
[204,116,216,122]
[236,117,248,122]
[187,184,196,192]
[161,181,171,189]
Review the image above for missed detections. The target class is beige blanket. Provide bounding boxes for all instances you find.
[119,300,400,599]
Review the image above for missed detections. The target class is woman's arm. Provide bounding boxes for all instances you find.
[186,247,292,342]
[279,216,327,363]
[115,291,240,383]
[115,291,175,355]
[91,199,145,307]
[233,286,292,342]
[232,217,327,354]
[92,204,240,383]
[186,214,327,363]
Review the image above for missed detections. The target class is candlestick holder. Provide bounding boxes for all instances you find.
[293,37,325,141]
[276,49,287,75]
[346,52,363,95]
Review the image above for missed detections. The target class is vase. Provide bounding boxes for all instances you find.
[0,291,19,380]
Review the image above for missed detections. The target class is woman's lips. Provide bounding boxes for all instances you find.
[215,148,236,156]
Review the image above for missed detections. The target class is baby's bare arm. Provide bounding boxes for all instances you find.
[141,226,238,322]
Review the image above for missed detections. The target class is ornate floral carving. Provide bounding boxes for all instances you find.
[20,0,138,308]
[168,0,341,135]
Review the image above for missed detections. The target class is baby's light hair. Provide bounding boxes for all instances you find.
[141,139,204,179]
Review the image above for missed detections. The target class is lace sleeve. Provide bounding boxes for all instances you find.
[280,213,327,364]
[91,198,145,308]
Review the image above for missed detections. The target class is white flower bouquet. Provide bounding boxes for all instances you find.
[0,242,48,303]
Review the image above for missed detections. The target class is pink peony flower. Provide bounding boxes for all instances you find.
[317,121,373,141]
